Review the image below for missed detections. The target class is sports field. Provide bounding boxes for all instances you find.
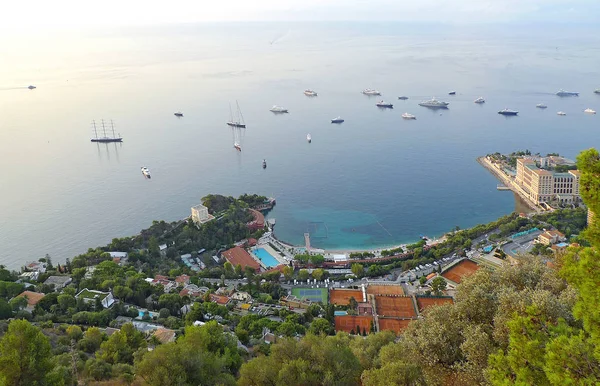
[442,259,479,284]
[416,296,454,312]
[367,285,404,296]
[291,287,327,303]
[329,289,363,305]
[378,318,413,333]
[334,315,373,333]
[375,296,417,318]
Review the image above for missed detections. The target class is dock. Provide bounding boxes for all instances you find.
[496,184,511,191]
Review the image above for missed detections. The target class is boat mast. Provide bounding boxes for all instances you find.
[110,120,116,138]
[236,100,245,125]
[101,119,107,138]
[229,103,234,123]
[92,120,98,139]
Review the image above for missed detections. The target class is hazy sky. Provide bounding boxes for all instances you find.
[2,0,598,29]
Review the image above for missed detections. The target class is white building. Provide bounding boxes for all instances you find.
[75,288,115,308]
[191,204,215,227]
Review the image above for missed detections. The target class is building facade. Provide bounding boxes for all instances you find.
[191,204,214,227]
[515,158,581,204]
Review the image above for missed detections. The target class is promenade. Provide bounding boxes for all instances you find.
[477,156,544,213]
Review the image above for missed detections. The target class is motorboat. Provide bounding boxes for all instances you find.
[418,97,449,108]
[498,108,518,116]
[556,89,579,97]
[262,159,267,169]
[398,96,409,100]
[141,167,151,178]
[536,104,547,109]
[376,100,393,108]
[401,113,416,119]
[594,89,600,94]
[331,116,344,123]
[557,111,566,116]
[474,97,485,104]
[584,108,596,114]
[174,112,183,117]
[307,134,312,143]
[27,85,36,90]
[234,142,242,151]
[448,91,456,95]
[362,89,381,96]
[304,89,318,97]
[270,105,288,113]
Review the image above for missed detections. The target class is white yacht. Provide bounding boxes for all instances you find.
[270,105,288,113]
[331,116,344,123]
[307,134,312,143]
[401,113,416,119]
[234,142,242,151]
[418,97,449,108]
[594,89,600,94]
[304,89,318,97]
[556,89,579,97]
[474,97,485,104]
[536,103,547,109]
[376,100,393,108]
[141,167,151,178]
[362,89,381,96]
[498,108,518,116]
[584,108,596,114]
[557,111,567,116]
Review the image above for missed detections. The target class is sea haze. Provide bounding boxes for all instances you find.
[1,22,599,268]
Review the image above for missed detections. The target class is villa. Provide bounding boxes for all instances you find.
[75,288,115,308]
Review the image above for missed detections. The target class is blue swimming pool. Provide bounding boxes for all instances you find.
[253,248,280,268]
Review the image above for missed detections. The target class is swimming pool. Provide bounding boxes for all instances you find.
[253,248,280,268]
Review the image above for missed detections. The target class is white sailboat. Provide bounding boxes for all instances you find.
[307,134,312,143]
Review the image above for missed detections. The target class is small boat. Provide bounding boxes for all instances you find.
[307,134,312,143]
[584,108,596,114]
[234,142,242,151]
[227,101,246,128]
[270,105,288,113]
[498,108,518,116]
[474,97,485,104]
[398,96,409,100]
[448,91,456,95]
[376,100,393,108]
[556,89,579,97]
[304,89,318,97]
[331,116,344,123]
[262,159,267,169]
[594,89,600,94]
[27,85,36,90]
[141,167,151,178]
[557,111,566,116]
[401,113,416,119]
[536,103,547,109]
[419,97,449,108]
[174,112,183,117]
[362,89,381,96]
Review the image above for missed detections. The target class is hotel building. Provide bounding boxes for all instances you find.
[191,203,215,227]
[515,158,581,204]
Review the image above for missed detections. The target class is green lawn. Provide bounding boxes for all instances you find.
[78,289,108,301]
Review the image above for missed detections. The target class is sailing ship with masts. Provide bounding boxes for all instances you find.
[91,120,122,143]
[227,101,246,128]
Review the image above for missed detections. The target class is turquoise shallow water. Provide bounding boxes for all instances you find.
[1,22,600,268]
[252,248,279,268]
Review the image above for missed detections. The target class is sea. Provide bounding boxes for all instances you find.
[1,22,600,269]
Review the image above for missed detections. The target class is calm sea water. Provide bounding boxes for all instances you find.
[1,22,599,269]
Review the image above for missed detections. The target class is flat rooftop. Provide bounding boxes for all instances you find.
[222,247,261,271]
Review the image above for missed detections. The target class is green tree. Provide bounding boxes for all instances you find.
[282,266,294,280]
[57,294,76,312]
[66,325,83,341]
[97,323,146,365]
[312,268,325,282]
[430,276,447,296]
[0,320,53,386]
[351,263,364,278]
[308,318,332,335]
[78,327,105,353]
[298,269,309,281]
[0,299,12,319]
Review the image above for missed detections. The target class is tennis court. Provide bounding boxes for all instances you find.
[378,318,413,334]
[334,315,373,333]
[291,287,328,303]
[416,296,454,312]
[329,289,363,305]
[375,296,417,318]
[442,259,480,284]
[367,285,404,296]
